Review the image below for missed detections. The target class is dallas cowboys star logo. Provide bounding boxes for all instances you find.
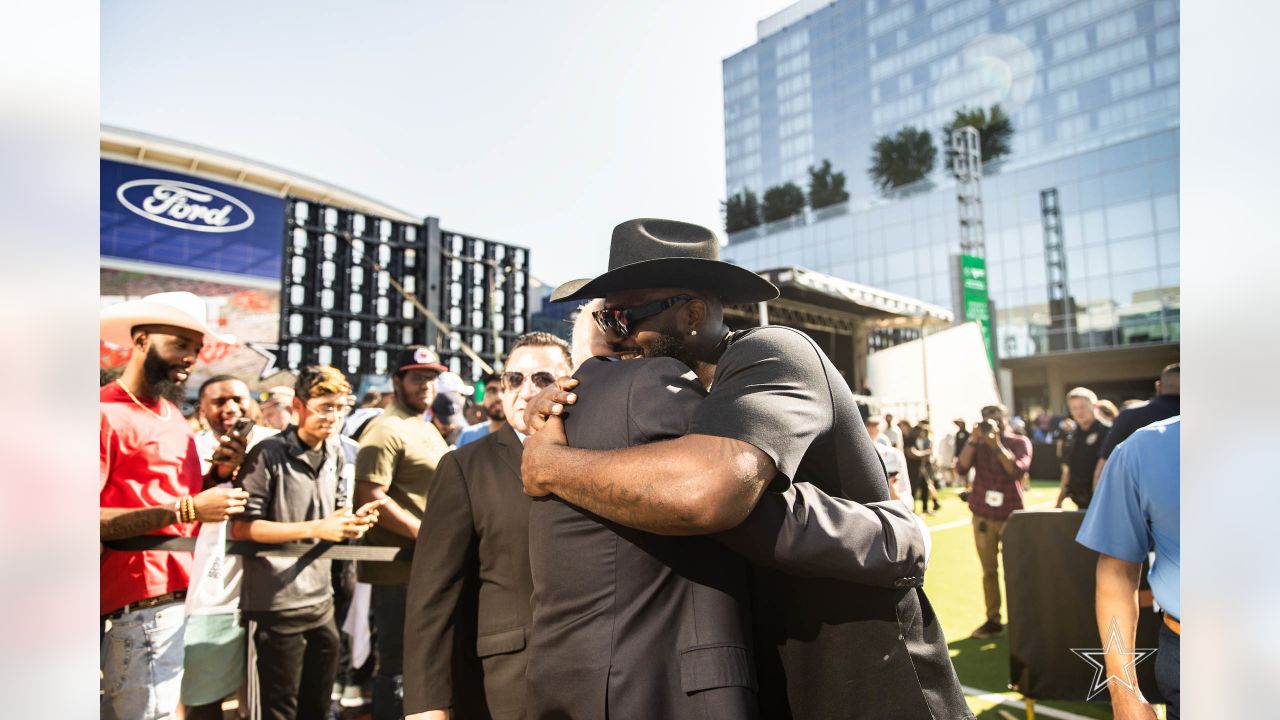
[1071,617,1158,700]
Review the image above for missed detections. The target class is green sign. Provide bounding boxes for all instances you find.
[960,254,994,367]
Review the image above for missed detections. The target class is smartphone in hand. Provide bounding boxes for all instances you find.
[230,416,255,441]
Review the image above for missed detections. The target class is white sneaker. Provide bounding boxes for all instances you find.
[339,684,367,708]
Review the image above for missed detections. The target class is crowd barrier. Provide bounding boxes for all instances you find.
[103,536,409,562]
[1004,509,1165,704]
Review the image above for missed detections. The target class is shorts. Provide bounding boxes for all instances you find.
[180,612,246,706]
[101,600,186,720]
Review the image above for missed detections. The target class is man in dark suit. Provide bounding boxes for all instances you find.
[524,219,971,719]
[403,332,573,720]
[526,354,758,719]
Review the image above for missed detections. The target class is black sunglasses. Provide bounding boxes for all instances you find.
[501,370,557,391]
[592,294,693,338]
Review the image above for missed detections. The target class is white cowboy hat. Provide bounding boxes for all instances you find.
[100,291,236,348]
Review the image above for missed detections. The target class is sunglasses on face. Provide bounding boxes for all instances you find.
[501,371,557,392]
[591,294,693,338]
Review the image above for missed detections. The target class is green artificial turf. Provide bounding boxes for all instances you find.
[922,479,1117,719]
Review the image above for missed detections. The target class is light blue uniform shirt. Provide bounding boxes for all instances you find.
[1076,416,1180,619]
[454,422,492,448]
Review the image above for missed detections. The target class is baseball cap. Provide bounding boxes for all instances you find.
[431,391,467,428]
[435,371,474,397]
[392,346,448,374]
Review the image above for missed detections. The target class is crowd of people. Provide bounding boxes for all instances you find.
[100,218,1179,720]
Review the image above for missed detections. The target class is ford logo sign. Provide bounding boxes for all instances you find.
[116,178,255,233]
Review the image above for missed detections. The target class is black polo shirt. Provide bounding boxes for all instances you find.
[236,425,343,623]
[688,326,970,720]
[1063,420,1108,497]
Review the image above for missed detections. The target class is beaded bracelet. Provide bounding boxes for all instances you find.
[177,495,196,524]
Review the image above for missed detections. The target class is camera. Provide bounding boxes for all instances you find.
[981,418,1000,434]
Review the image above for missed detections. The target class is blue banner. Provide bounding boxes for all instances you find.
[100,159,286,280]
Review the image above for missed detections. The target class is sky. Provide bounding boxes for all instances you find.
[101,0,795,289]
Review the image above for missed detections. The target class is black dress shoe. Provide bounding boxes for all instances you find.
[971,620,1004,638]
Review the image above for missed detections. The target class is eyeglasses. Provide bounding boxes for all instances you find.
[305,400,352,419]
[591,294,693,338]
[501,371,557,392]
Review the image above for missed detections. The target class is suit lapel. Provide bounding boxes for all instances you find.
[493,423,523,481]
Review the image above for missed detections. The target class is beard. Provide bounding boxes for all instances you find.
[143,346,188,406]
[637,330,700,370]
[487,404,506,422]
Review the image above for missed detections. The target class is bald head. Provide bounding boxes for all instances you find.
[1157,363,1179,396]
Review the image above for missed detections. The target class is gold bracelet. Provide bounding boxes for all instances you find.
[187,496,197,523]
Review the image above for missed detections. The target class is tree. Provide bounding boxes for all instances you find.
[722,189,762,233]
[943,104,1014,176]
[868,126,937,193]
[761,182,806,222]
[807,159,850,209]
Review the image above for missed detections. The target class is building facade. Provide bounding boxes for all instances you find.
[722,0,1179,412]
[100,126,531,391]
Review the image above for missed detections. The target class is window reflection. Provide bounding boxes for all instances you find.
[1109,235,1158,275]
[1085,244,1110,277]
[1105,200,1155,240]
[1154,194,1179,231]
[1103,167,1151,204]
[1157,232,1179,266]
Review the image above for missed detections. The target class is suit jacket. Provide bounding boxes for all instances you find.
[404,424,532,720]
[526,357,757,720]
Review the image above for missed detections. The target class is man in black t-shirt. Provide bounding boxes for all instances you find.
[522,219,971,720]
[1054,387,1110,510]
[1093,363,1180,489]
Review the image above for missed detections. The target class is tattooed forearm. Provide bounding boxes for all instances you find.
[574,475,700,532]
[100,506,177,540]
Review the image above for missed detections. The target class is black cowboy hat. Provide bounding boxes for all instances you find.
[550,218,779,304]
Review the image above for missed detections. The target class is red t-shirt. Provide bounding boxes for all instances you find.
[100,382,203,615]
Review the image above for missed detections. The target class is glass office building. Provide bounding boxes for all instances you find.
[722,0,1179,409]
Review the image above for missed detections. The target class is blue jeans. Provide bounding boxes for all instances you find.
[1156,622,1180,720]
[101,601,186,720]
[371,584,406,720]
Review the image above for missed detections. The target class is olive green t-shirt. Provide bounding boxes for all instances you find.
[355,402,449,584]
